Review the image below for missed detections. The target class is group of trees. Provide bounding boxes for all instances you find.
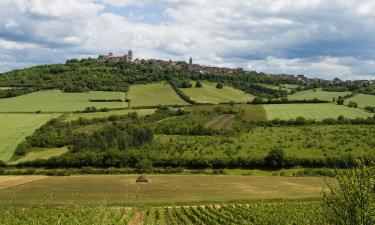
[0,87,37,98]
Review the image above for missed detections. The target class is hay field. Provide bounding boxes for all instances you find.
[181,81,254,104]
[0,175,328,206]
[0,90,127,113]
[264,103,372,120]
[127,82,188,107]
[0,113,60,162]
[288,88,350,101]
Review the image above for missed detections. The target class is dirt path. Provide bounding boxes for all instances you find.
[128,211,144,225]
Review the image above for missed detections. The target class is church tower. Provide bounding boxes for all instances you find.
[128,50,133,62]
[189,57,192,66]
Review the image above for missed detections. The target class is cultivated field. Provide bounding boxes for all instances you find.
[288,88,351,101]
[127,82,188,107]
[181,81,254,104]
[8,147,69,165]
[346,93,375,108]
[0,175,328,206]
[0,90,127,112]
[155,125,375,159]
[63,108,156,121]
[0,113,60,162]
[264,103,372,120]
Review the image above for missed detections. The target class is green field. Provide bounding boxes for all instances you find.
[346,93,375,108]
[63,108,156,122]
[155,125,375,159]
[264,103,372,120]
[288,88,350,101]
[8,147,69,165]
[128,82,188,107]
[0,113,60,162]
[0,90,127,112]
[181,81,254,104]
[0,175,328,206]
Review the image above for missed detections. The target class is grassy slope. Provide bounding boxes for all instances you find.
[155,125,375,159]
[0,113,60,162]
[63,108,156,122]
[8,147,69,165]
[264,103,372,120]
[0,175,328,206]
[346,93,375,108]
[0,90,127,113]
[128,82,188,107]
[181,81,254,104]
[288,88,350,101]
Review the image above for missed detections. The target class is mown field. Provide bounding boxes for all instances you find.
[63,108,156,122]
[181,81,254,104]
[264,103,372,120]
[346,93,375,108]
[288,88,350,101]
[0,113,60,162]
[128,82,188,107]
[154,125,375,159]
[0,175,327,206]
[0,90,127,112]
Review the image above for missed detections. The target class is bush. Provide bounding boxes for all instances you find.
[195,81,202,88]
[323,161,375,225]
[0,160,6,167]
[348,101,358,108]
[216,82,224,89]
[265,148,286,168]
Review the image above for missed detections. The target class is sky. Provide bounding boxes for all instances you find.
[0,0,375,80]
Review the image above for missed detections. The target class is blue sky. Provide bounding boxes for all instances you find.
[0,0,375,80]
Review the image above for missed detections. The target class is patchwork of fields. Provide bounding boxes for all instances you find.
[128,82,188,107]
[288,88,351,101]
[0,113,60,162]
[264,103,372,120]
[0,90,127,112]
[181,81,254,104]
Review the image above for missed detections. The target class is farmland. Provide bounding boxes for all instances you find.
[8,147,69,165]
[127,82,188,107]
[0,175,328,206]
[0,113,60,162]
[288,88,350,101]
[264,103,372,120]
[181,81,254,104]
[346,93,375,108]
[0,90,127,113]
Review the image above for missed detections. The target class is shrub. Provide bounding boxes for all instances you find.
[323,161,375,225]
[265,148,286,168]
[348,101,358,108]
[0,160,6,167]
[216,82,224,89]
[195,81,202,88]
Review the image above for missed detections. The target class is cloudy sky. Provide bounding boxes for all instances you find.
[1,0,375,80]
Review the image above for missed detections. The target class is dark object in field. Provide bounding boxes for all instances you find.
[136,175,149,183]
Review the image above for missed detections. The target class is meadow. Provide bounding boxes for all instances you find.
[8,147,69,165]
[346,93,375,108]
[264,103,372,120]
[154,125,375,160]
[0,175,327,206]
[181,81,254,104]
[127,82,188,107]
[0,113,60,162]
[0,90,127,112]
[288,88,350,101]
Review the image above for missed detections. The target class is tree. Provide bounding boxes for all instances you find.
[195,80,202,88]
[229,100,235,108]
[323,161,375,225]
[265,148,285,168]
[336,96,344,105]
[332,97,336,103]
[348,101,358,108]
[216,82,224,89]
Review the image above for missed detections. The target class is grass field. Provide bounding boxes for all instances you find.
[0,90,127,112]
[128,82,188,107]
[8,147,69,165]
[63,108,156,122]
[258,83,299,93]
[181,81,254,104]
[155,125,375,159]
[346,93,375,108]
[0,175,328,206]
[0,113,60,162]
[288,88,351,101]
[0,87,12,90]
[264,103,372,120]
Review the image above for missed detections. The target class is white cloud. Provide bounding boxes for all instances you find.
[0,0,374,80]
